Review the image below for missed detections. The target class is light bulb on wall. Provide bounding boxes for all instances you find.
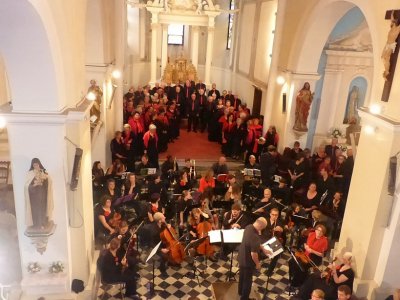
[364,125,376,135]
[276,76,285,85]
[86,91,96,101]
[0,117,6,129]
[369,104,382,115]
[112,70,122,79]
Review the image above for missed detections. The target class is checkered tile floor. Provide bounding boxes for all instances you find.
[97,250,296,300]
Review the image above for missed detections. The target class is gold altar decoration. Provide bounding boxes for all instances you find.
[163,56,198,84]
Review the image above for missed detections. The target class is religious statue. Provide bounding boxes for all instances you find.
[25,158,54,233]
[344,85,360,124]
[293,82,313,132]
[382,10,400,80]
[163,55,198,84]
[88,79,103,126]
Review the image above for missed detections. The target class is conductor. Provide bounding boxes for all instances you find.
[238,217,271,300]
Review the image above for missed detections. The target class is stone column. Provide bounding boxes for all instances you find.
[336,109,400,299]
[5,102,94,299]
[191,26,199,70]
[161,24,168,79]
[204,27,215,88]
[114,0,126,127]
[150,21,160,85]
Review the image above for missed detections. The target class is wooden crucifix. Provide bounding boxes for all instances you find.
[381,9,400,102]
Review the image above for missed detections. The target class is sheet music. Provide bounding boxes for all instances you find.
[148,168,157,175]
[209,230,222,243]
[209,229,244,244]
[222,229,244,243]
[146,241,162,263]
[261,236,283,259]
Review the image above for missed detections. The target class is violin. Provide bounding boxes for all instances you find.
[323,257,338,283]
[160,223,185,265]
[109,212,122,230]
[196,220,214,257]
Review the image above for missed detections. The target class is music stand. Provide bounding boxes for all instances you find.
[292,214,312,247]
[286,246,304,296]
[145,241,163,297]
[260,237,284,297]
[183,236,208,285]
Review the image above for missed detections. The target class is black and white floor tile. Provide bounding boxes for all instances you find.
[97,251,297,300]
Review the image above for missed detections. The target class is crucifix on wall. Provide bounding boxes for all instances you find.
[381,9,400,102]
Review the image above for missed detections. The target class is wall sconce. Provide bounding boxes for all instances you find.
[0,117,6,129]
[364,125,377,135]
[369,104,382,115]
[276,75,285,85]
[112,69,122,79]
[86,91,96,101]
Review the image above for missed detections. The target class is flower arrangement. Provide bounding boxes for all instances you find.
[27,262,41,274]
[329,127,343,138]
[49,261,64,274]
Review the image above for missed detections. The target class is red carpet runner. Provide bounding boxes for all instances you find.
[160,130,222,160]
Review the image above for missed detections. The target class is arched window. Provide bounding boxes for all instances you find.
[168,24,184,45]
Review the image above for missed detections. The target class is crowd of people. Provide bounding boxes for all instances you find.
[92,78,358,300]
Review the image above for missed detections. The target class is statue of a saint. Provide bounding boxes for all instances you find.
[382,11,400,79]
[25,158,54,232]
[293,82,313,132]
[344,85,359,124]
[88,79,103,124]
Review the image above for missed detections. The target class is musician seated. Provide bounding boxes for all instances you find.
[98,238,139,299]
[110,221,140,270]
[243,178,265,204]
[147,212,170,275]
[198,169,216,193]
[253,188,277,217]
[147,193,164,223]
[123,173,141,197]
[220,203,251,259]
[224,182,242,205]
[285,203,307,247]
[177,190,194,235]
[135,154,154,175]
[212,156,229,176]
[298,252,355,300]
[187,208,217,262]
[102,178,121,205]
[94,195,119,241]
[199,187,219,229]
[161,155,179,182]
[245,154,261,170]
[261,208,284,277]
[271,178,291,206]
[174,170,192,195]
[288,224,328,288]
[106,158,127,177]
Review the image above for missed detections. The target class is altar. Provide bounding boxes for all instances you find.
[138,0,223,86]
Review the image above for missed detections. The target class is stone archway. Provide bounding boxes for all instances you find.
[0,0,59,112]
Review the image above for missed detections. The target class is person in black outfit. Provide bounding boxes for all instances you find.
[260,145,278,187]
[177,190,194,236]
[238,217,270,300]
[110,131,127,163]
[342,149,354,197]
[197,88,207,132]
[208,83,221,99]
[187,93,200,132]
[261,208,284,277]
[245,155,261,170]
[145,212,170,275]
[99,238,139,299]
[220,203,252,259]
[135,154,154,175]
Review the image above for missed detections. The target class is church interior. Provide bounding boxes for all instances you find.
[0,0,400,299]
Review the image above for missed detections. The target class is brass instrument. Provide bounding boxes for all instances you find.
[172,157,177,186]
[193,159,196,179]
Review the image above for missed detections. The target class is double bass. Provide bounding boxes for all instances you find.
[196,219,214,257]
[160,223,185,265]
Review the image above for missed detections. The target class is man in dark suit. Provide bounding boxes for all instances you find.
[187,93,200,132]
[325,138,339,167]
[260,145,278,187]
[208,83,221,99]
[183,79,194,102]
[195,79,206,92]
[197,88,207,132]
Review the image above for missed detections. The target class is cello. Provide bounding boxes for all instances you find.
[160,222,185,265]
[196,219,214,257]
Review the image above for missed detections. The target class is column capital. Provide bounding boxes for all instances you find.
[207,27,215,33]
[151,22,161,30]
